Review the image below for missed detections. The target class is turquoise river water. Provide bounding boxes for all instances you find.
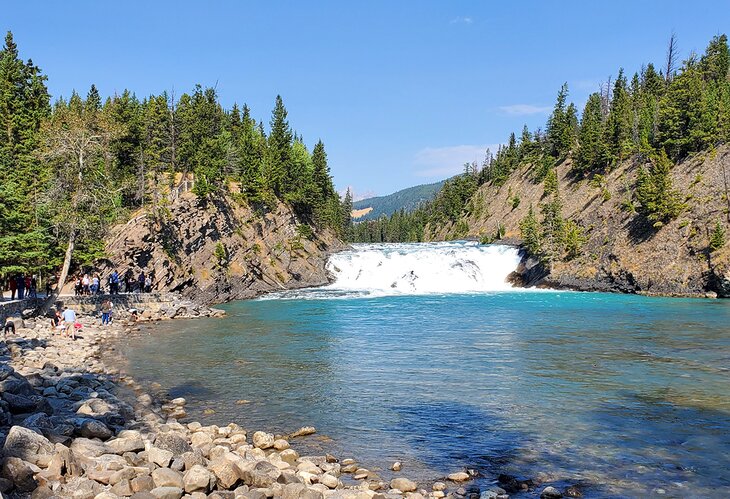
[115,243,730,498]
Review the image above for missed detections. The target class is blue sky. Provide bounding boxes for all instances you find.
[4,1,730,199]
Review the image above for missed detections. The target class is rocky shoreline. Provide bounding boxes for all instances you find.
[0,307,583,499]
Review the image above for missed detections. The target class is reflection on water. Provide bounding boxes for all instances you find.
[115,291,730,498]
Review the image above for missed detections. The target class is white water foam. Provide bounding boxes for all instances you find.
[263,241,524,299]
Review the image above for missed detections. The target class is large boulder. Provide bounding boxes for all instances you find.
[183,464,212,493]
[0,456,38,492]
[252,431,274,450]
[240,460,281,488]
[152,468,184,489]
[2,392,37,414]
[390,477,418,492]
[3,425,55,466]
[154,432,192,457]
[208,458,241,489]
[78,418,113,440]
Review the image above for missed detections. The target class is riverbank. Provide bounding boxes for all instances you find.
[0,310,548,499]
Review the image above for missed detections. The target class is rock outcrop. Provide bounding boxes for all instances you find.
[99,195,347,305]
[430,146,730,298]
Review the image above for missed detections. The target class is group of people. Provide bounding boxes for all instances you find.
[3,274,38,301]
[73,269,154,295]
[47,305,81,339]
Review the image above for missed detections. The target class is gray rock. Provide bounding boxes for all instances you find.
[147,446,174,467]
[2,425,55,465]
[252,431,274,450]
[152,467,184,488]
[2,392,37,413]
[319,473,340,489]
[183,464,212,493]
[390,478,418,492]
[208,458,241,489]
[79,418,113,439]
[0,375,34,396]
[541,486,563,499]
[107,435,145,454]
[70,437,110,457]
[0,364,14,381]
[241,460,281,488]
[447,472,470,482]
[131,474,156,492]
[0,456,37,492]
[154,432,192,456]
[150,486,184,499]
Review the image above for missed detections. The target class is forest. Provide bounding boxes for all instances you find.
[0,31,349,286]
[351,34,730,254]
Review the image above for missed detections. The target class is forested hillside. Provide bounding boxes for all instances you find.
[0,31,349,295]
[424,34,730,296]
[352,179,446,221]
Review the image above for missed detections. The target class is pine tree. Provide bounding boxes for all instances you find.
[267,95,293,197]
[710,220,726,251]
[0,31,51,276]
[341,188,353,239]
[519,204,541,256]
[635,149,684,226]
[574,93,606,173]
[604,69,633,165]
[546,83,572,157]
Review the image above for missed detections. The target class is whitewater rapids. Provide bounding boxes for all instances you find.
[263,241,524,299]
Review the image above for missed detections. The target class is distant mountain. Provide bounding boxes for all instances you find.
[352,179,446,221]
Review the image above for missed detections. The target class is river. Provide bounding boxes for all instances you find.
[114,242,730,498]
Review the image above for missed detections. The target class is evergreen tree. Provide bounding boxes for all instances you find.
[604,69,633,165]
[266,95,293,197]
[0,31,51,276]
[635,150,684,226]
[574,93,606,173]
[710,220,726,251]
[341,188,353,239]
[546,83,570,157]
[519,204,541,256]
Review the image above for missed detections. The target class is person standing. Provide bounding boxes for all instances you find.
[29,275,37,299]
[8,276,17,301]
[61,306,77,340]
[82,274,90,295]
[92,274,100,294]
[110,270,119,294]
[124,270,134,293]
[101,299,113,326]
[16,274,25,300]
[138,271,145,293]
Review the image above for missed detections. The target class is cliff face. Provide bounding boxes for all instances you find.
[99,194,347,305]
[429,146,730,297]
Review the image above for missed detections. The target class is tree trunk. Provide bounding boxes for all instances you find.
[57,230,76,297]
[38,231,75,315]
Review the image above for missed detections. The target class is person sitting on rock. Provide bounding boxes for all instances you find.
[3,318,15,335]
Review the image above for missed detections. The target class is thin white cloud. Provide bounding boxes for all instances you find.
[413,144,501,178]
[450,16,473,25]
[498,104,552,116]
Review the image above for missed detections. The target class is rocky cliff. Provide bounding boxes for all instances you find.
[429,146,730,297]
[98,194,347,305]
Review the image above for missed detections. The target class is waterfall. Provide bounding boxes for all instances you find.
[323,242,522,297]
